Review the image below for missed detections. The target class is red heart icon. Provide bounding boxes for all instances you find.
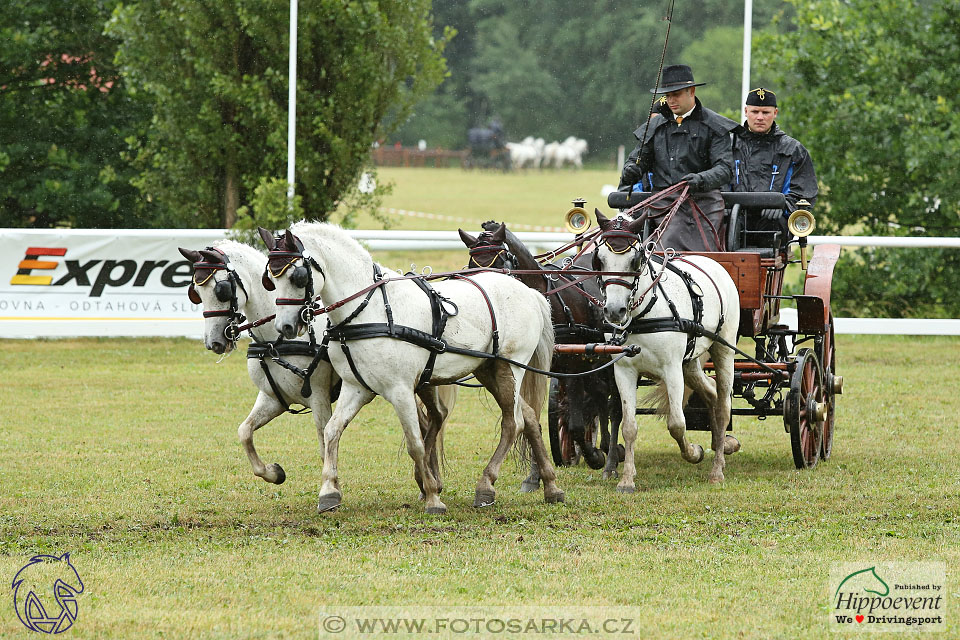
[856,615,864,623]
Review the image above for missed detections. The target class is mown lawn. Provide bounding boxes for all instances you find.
[1,335,957,638]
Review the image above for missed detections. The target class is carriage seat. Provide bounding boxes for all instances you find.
[605,190,787,254]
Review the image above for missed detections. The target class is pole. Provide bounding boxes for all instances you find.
[287,0,298,206]
[742,0,752,107]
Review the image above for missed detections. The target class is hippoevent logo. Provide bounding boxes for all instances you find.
[9,246,192,297]
[11,553,84,634]
[830,562,945,632]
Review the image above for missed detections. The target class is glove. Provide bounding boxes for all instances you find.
[761,208,784,220]
[680,172,703,192]
[621,162,643,186]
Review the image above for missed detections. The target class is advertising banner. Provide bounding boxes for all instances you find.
[1,229,228,338]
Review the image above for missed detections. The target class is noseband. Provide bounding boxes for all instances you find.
[189,247,248,342]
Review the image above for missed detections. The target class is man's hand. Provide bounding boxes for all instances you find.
[680,173,703,192]
[621,162,643,186]
[761,208,784,220]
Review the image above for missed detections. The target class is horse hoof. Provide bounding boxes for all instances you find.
[723,435,741,455]
[616,485,636,494]
[602,469,619,480]
[267,463,286,485]
[585,450,606,470]
[425,505,447,515]
[545,491,565,504]
[709,472,725,484]
[690,444,705,464]
[473,489,496,508]
[519,480,540,493]
[317,492,342,513]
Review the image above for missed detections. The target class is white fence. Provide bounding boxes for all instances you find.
[1,228,957,338]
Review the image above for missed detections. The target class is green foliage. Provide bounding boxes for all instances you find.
[764,0,960,316]
[108,0,448,228]
[0,0,153,228]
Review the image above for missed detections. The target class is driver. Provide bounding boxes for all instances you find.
[619,64,738,251]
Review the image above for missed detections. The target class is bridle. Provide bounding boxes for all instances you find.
[188,247,248,343]
[467,234,517,270]
[594,217,645,292]
[261,233,325,326]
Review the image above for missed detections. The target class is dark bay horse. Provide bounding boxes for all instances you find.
[458,222,623,479]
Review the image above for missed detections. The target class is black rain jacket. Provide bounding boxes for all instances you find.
[731,122,818,212]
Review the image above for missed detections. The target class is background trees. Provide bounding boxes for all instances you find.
[109,0,447,228]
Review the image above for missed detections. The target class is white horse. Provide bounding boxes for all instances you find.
[592,211,740,488]
[260,222,562,514]
[179,241,336,486]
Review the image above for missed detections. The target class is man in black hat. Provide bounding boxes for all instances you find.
[619,64,738,251]
[731,87,818,248]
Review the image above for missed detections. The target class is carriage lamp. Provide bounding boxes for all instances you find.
[788,202,816,269]
[564,197,591,234]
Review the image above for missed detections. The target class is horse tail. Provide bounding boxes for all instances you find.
[520,293,554,421]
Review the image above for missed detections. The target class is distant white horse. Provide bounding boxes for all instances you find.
[554,136,588,168]
[179,241,457,495]
[591,211,740,487]
[260,223,562,514]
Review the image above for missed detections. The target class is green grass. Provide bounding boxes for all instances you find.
[1,336,958,638]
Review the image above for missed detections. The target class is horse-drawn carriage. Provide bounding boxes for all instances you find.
[588,189,842,469]
[464,122,510,171]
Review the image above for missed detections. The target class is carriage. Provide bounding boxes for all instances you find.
[581,189,844,469]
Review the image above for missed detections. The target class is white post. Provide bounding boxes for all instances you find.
[287,0,298,205]
[741,0,753,109]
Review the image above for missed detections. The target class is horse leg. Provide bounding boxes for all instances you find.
[602,379,624,479]
[472,362,523,507]
[663,364,705,465]
[317,384,374,512]
[415,386,448,499]
[709,342,737,482]
[613,364,640,493]
[387,389,446,514]
[308,367,335,464]
[238,392,287,484]
[570,377,605,470]
[519,397,565,503]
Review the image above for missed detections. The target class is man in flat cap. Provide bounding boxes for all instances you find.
[619,64,738,251]
[731,87,818,247]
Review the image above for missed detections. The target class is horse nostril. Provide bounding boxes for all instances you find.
[212,341,225,354]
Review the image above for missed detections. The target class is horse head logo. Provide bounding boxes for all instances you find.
[834,566,890,599]
[12,553,84,634]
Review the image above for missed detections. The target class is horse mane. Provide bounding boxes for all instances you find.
[210,239,266,274]
[289,220,371,262]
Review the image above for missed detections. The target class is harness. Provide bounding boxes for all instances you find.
[324,264,469,391]
[246,333,332,414]
[188,247,248,343]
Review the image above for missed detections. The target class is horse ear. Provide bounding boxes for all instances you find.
[178,248,201,263]
[283,229,298,251]
[199,249,222,264]
[257,227,276,250]
[458,229,477,248]
[490,223,506,243]
[596,210,611,229]
[628,215,646,235]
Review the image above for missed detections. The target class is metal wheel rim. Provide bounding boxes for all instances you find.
[789,348,823,469]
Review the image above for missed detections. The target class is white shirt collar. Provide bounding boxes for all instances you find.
[676,105,695,122]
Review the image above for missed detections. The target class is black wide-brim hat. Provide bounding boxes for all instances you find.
[650,64,706,94]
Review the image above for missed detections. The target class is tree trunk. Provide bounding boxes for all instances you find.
[223,154,239,228]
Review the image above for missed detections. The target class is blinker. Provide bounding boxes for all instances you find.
[290,265,310,289]
[214,278,234,303]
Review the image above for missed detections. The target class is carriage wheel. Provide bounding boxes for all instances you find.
[785,348,824,469]
[820,315,838,460]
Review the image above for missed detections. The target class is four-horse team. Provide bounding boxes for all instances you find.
[182,64,841,514]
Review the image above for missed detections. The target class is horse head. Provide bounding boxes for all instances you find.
[593,210,646,327]
[258,227,324,340]
[178,246,247,354]
[458,223,518,272]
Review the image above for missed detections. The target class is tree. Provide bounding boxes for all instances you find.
[0,1,152,228]
[109,0,448,228]
[765,0,960,316]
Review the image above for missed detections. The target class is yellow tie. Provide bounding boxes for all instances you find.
[676,116,684,125]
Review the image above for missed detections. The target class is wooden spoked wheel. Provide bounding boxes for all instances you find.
[786,348,824,469]
[820,315,838,460]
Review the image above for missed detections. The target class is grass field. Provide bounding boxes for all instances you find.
[2,168,958,638]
